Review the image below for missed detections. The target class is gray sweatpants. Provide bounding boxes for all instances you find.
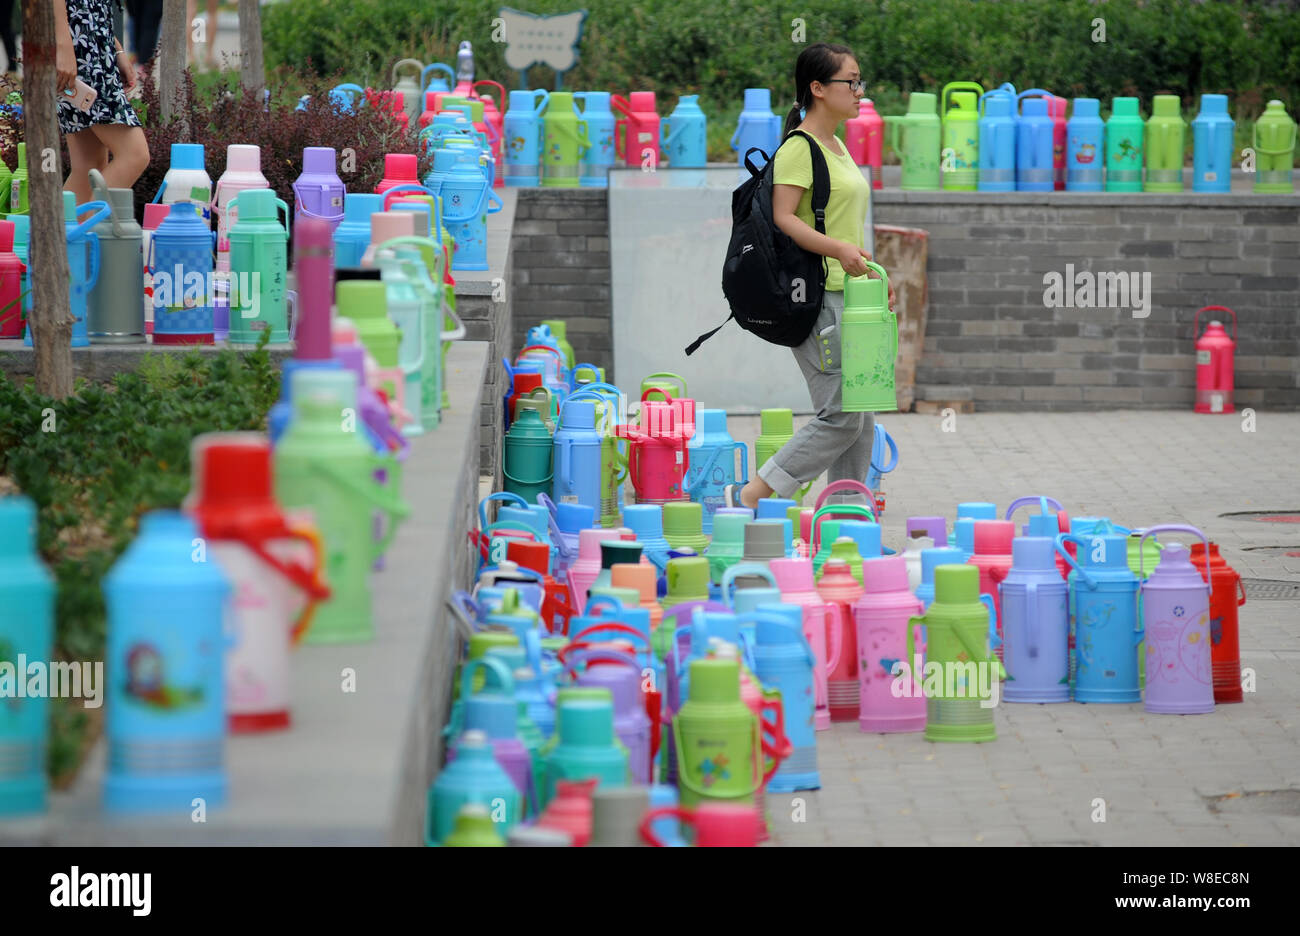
[757,289,876,504]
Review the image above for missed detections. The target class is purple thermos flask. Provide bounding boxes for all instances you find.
[1138,525,1215,715]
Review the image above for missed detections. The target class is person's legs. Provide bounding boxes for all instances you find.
[88,123,151,190]
[65,131,111,203]
[747,289,870,506]
[0,0,16,74]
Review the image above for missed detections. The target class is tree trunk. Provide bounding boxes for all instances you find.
[238,0,265,93]
[22,1,74,400]
[157,0,188,130]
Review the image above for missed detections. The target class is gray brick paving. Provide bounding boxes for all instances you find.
[719,411,1300,846]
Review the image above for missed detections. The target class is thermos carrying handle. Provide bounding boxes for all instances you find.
[642,371,687,399]
[1015,89,1056,116]
[68,200,112,243]
[383,183,435,211]
[810,503,875,556]
[559,645,640,679]
[1252,118,1298,156]
[305,456,411,559]
[1194,305,1237,346]
[720,563,779,608]
[392,57,423,84]
[1004,494,1064,525]
[478,491,528,535]
[639,806,691,847]
[83,232,101,293]
[292,183,344,223]
[420,62,454,92]
[1138,525,1213,598]
[459,654,515,702]
[822,602,844,689]
[941,81,987,118]
[447,591,481,641]
[870,425,899,476]
[978,593,1001,654]
[814,480,879,520]
[1054,532,1097,590]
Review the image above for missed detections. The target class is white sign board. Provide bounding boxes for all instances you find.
[609,168,816,414]
[498,7,586,77]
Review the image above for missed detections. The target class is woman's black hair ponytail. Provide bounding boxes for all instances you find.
[782,42,856,140]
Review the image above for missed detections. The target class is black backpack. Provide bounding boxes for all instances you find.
[685,130,830,356]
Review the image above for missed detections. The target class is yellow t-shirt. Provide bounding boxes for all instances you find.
[772,131,870,292]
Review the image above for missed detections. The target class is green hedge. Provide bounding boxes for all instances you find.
[265,0,1300,117]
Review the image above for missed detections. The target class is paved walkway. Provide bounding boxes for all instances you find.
[719,410,1300,846]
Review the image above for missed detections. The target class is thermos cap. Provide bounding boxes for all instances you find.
[1022,97,1048,117]
[1071,98,1101,118]
[506,540,549,576]
[556,501,596,534]
[768,556,814,592]
[662,502,703,538]
[226,143,262,172]
[468,630,520,658]
[561,399,596,431]
[844,270,885,308]
[665,556,710,597]
[743,521,785,560]
[432,148,460,171]
[1152,95,1181,118]
[383,153,419,180]
[629,91,657,111]
[484,645,527,671]
[1011,536,1057,571]
[695,408,728,435]
[591,785,650,845]
[957,501,997,521]
[687,657,741,703]
[233,188,281,222]
[984,95,1012,118]
[1111,97,1141,118]
[610,563,656,603]
[1078,533,1131,569]
[862,555,909,592]
[921,547,967,583]
[170,142,205,170]
[341,192,384,223]
[335,280,387,319]
[302,146,337,174]
[933,563,980,603]
[743,88,772,110]
[188,432,279,532]
[950,91,977,113]
[908,515,948,543]
[836,519,882,558]
[290,366,359,422]
[907,91,937,114]
[599,540,643,570]
[973,520,1015,555]
[709,513,749,544]
[759,408,794,437]
[557,697,616,746]
[755,498,797,521]
[369,211,417,244]
[61,191,76,222]
[586,585,641,608]
[621,504,664,538]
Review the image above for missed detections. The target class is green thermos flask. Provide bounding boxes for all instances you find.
[841,261,898,413]
[1105,97,1145,192]
[228,189,291,344]
[1143,95,1187,192]
[503,408,555,503]
[273,369,410,643]
[941,82,984,191]
[542,91,591,188]
[9,143,28,216]
[674,656,771,810]
[336,280,403,404]
[1253,100,1296,194]
[906,564,1005,743]
[884,93,941,191]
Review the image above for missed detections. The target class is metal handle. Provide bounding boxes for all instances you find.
[1138,525,1213,600]
[1194,305,1237,345]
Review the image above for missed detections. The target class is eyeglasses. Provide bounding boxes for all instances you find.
[822,78,865,93]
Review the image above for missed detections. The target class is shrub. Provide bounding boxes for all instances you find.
[264,0,1300,163]
[131,65,429,226]
[0,335,279,785]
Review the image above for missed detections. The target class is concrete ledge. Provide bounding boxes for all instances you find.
[0,340,296,383]
[1,340,487,845]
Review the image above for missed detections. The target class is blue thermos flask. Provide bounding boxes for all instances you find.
[0,496,55,817]
[1192,94,1235,193]
[1066,98,1105,191]
[1055,532,1141,703]
[102,511,231,813]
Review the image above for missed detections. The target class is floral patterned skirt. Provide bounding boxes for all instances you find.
[58,0,143,134]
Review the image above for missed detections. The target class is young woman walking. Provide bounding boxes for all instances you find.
[732,42,893,511]
[54,0,151,204]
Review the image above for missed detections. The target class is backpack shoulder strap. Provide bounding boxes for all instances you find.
[786,130,831,235]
